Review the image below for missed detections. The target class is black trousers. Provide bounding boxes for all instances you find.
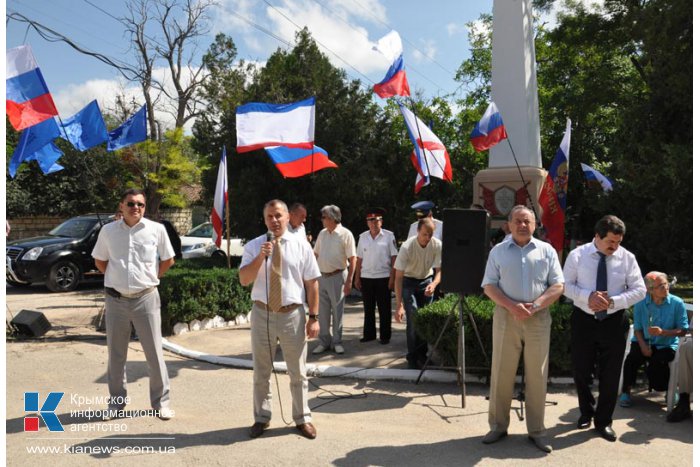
[360,277,392,341]
[622,341,676,393]
[571,306,629,428]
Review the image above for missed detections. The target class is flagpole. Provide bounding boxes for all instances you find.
[225,147,231,269]
[503,136,541,226]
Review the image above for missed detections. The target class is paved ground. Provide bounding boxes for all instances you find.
[5,283,694,466]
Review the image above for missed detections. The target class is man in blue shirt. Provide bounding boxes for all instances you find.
[620,272,689,407]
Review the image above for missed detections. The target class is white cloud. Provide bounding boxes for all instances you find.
[446,22,461,37]
[537,0,605,29]
[412,39,437,63]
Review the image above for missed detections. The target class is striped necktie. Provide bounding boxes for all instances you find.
[268,239,282,312]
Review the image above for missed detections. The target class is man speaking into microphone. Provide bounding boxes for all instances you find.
[239,199,321,440]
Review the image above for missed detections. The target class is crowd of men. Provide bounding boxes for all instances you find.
[92,190,691,449]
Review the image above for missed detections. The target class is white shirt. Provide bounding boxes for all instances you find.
[407,218,443,241]
[288,222,308,242]
[394,236,442,280]
[357,229,398,279]
[241,231,320,306]
[92,218,175,295]
[563,240,646,316]
[314,223,356,273]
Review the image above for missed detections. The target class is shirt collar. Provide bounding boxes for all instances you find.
[506,236,536,250]
[645,294,671,306]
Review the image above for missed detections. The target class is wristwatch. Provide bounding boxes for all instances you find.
[531,302,541,312]
[308,314,319,321]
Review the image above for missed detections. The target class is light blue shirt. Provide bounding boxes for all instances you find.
[631,294,689,350]
[481,236,564,303]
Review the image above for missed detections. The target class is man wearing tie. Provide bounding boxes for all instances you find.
[563,215,646,441]
[239,200,321,440]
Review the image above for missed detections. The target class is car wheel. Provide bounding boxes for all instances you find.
[47,261,80,292]
[211,250,227,259]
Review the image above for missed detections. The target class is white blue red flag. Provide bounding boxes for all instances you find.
[6,45,59,131]
[581,163,613,192]
[538,118,571,251]
[236,97,315,153]
[264,145,338,178]
[470,102,507,152]
[212,147,228,247]
[399,104,452,193]
[372,31,410,99]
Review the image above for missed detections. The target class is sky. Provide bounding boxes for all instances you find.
[5,0,595,130]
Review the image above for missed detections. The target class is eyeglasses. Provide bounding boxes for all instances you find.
[652,283,670,290]
[126,201,145,208]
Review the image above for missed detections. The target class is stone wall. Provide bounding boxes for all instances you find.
[159,208,193,235]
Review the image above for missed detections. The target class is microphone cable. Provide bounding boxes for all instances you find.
[264,232,292,426]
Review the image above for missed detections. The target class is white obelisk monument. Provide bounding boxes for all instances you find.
[473,0,548,221]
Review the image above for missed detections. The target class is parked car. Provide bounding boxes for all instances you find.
[180,222,245,260]
[6,214,115,292]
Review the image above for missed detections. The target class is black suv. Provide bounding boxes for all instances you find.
[6,214,114,292]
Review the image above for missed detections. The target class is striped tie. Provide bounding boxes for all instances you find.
[268,239,282,312]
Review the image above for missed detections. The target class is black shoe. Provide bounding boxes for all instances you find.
[595,425,617,442]
[249,422,270,439]
[667,394,692,422]
[380,339,390,345]
[577,415,592,429]
[359,337,375,343]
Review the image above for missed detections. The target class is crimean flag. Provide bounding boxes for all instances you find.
[581,163,613,192]
[236,97,315,153]
[60,100,109,151]
[399,104,452,193]
[372,30,411,99]
[538,118,571,252]
[265,145,338,178]
[211,147,228,248]
[6,45,59,131]
[470,102,507,152]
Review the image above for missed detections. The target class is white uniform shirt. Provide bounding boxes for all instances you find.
[288,222,308,242]
[241,231,320,306]
[563,240,646,316]
[314,223,356,273]
[407,218,443,241]
[92,218,175,295]
[357,229,398,279]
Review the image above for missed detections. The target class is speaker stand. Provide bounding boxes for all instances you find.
[415,294,490,408]
[512,356,558,421]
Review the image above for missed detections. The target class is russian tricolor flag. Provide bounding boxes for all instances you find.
[265,145,338,178]
[470,102,507,152]
[212,147,228,247]
[235,97,315,153]
[372,31,410,99]
[6,45,59,131]
[581,163,613,192]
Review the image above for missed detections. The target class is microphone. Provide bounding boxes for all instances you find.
[265,231,274,262]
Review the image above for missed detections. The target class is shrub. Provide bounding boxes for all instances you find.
[415,294,581,377]
[159,260,252,334]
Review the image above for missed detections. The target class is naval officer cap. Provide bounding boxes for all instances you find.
[411,200,435,218]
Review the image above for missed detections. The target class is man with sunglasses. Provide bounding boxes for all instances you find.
[92,188,176,420]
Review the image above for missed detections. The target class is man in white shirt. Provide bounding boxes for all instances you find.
[312,205,356,355]
[394,218,442,369]
[406,200,443,241]
[239,199,320,440]
[288,202,308,242]
[92,189,175,420]
[563,215,646,442]
[354,208,397,344]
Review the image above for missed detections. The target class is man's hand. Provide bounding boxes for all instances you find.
[424,282,437,297]
[354,276,362,291]
[261,241,273,258]
[639,341,653,357]
[306,319,320,339]
[648,326,664,337]
[395,304,405,323]
[388,278,394,290]
[509,303,532,321]
[588,291,610,312]
[343,281,352,297]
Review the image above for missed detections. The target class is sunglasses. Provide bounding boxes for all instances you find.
[126,201,146,208]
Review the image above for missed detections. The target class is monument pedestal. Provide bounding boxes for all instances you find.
[473,167,547,227]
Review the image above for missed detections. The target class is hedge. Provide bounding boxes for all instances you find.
[159,257,252,334]
[414,294,614,377]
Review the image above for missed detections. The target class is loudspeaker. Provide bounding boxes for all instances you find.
[11,310,51,337]
[441,209,491,295]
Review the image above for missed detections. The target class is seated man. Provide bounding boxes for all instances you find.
[668,320,692,422]
[620,272,689,407]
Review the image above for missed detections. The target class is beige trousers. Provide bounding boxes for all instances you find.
[489,305,551,437]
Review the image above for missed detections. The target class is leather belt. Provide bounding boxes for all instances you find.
[254,300,301,313]
[321,269,345,277]
[105,286,156,299]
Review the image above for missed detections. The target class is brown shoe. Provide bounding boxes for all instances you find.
[249,422,270,439]
[296,422,317,439]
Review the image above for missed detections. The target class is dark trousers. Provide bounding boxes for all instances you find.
[622,341,675,393]
[571,307,629,428]
[360,277,392,341]
[402,277,433,364]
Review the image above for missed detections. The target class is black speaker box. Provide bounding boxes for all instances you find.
[441,209,491,295]
[11,310,51,337]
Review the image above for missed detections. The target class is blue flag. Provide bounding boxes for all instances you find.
[61,100,109,151]
[24,142,64,175]
[107,105,148,152]
[9,117,61,177]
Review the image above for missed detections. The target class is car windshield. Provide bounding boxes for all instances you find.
[186,223,213,238]
[49,218,97,238]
